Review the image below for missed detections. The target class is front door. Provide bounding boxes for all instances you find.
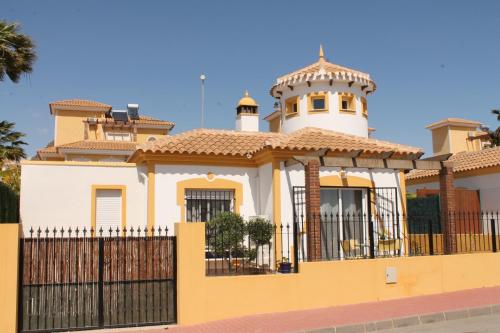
[320,188,367,259]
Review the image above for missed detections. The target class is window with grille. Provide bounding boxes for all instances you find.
[185,189,235,222]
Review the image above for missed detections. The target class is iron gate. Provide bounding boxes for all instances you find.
[18,227,176,332]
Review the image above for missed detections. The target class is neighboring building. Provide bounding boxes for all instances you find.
[22,47,431,261]
[35,99,174,162]
[406,118,499,211]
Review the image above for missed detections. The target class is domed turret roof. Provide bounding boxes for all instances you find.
[237,90,258,107]
[270,46,376,97]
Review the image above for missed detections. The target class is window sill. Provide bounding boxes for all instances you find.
[308,109,329,114]
[285,112,299,118]
[340,109,356,114]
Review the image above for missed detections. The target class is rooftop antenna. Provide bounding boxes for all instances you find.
[200,73,206,128]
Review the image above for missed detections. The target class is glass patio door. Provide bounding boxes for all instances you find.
[320,188,367,259]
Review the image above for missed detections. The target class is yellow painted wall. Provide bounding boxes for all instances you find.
[54,109,168,147]
[431,125,483,155]
[176,222,500,326]
[0,224,20,333]
[269,117,280,133]
[449,126,481,154]
[136,128,169,143]
[431,126,450,155]
[55,109,104,146]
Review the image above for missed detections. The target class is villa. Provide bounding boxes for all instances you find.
[10,46,500,333]
[21,47,429,244]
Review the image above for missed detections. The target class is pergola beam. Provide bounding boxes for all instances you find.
[288,156,444,170]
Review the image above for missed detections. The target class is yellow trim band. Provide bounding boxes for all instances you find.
[147,163,155,234]
[272,160,282,263]
[22,160,137,167]
[320,175,374,188]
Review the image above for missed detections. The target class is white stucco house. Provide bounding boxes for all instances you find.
[22,46,434,261]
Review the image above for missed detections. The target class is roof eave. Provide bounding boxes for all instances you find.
[49,104,112,115]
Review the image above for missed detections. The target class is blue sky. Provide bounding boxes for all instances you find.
[1,0,499,157]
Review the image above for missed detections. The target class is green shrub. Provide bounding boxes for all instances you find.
[247,217,273,245]
[206,212,246,259]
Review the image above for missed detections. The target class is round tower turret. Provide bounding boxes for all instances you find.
[269,46,376,137]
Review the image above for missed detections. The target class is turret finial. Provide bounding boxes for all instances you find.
[319,44,325,60]
[244,89,249,97]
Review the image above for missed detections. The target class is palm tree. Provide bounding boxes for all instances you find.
[492,109,500,121]
[0,121,26,164]
[489,109,500,146]
[0,20,36,83]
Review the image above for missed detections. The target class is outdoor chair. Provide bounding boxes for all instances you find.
[341,239,366,259]
[377,239,402,256]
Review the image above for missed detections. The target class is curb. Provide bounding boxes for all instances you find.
[300,303,500,333]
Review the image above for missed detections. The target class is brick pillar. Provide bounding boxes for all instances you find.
[439,160,457,254]
[305,159,322,261]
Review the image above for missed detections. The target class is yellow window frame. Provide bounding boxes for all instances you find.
[361,97,368,118]
[338,92,356,114]
[91,185,127,234]
[308,91,329,113]
[285,96,300,118]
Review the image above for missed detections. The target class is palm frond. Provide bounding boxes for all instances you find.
[0,20,36,83]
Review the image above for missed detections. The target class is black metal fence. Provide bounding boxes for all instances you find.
[205,222,293,276]
[292,211,500,262]
[408,211,500,255]
[18,226,176,333]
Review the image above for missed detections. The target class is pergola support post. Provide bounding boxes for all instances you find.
[439,160,457,254]
[305,159,322,261]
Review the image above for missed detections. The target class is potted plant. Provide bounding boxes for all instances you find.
[278,257,292,273]
[207,212,246,273]
[247,217,273,273]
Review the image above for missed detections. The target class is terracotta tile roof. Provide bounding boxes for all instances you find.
[136,127,422,158]
[49,99,112,109]
[406,146,500,181]
[134,116,174,127]
[271,127,422,156]
[36,145,58,157]
[277,60,371,83]
[37,146,58,154]
[58,140,137,151]
[270,55,377,97]
[137,129,282,156]
[426,118,481,129]
[96,115,174,128]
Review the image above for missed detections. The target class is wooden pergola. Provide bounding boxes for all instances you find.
[288,151,458,260]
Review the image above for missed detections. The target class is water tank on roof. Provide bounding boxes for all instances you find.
[127,104,140,120]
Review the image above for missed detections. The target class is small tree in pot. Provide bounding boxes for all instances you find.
[247,217,273,269]
[207,212,246,272]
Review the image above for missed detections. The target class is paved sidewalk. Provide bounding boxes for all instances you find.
[103,286,500,333]
[378,313,500,333]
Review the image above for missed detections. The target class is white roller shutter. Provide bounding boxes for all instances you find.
[95,189,122,232]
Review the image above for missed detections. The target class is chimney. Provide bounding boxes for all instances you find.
[235,90,259,132]
[426,118,484,155]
